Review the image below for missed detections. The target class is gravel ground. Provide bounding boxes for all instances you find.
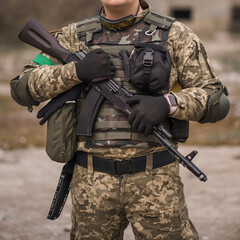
[0,146,240,240]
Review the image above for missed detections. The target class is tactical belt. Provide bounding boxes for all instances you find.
[75,151,175,176]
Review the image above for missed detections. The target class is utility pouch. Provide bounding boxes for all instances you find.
[200,85,230,123]
[171,118,189,143]
[46,101,77,163]
[120,43,171,93]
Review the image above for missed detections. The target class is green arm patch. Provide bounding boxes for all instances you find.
[33,54,54,66]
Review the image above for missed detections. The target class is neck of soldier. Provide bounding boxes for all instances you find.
[103,2,143,20]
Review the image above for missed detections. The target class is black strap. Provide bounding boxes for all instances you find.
[76,87,105,136]
[143,47,154,91]
[119,50,131,82]
[75,151,175,175]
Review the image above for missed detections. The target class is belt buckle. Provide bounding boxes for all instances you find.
[115,160,132,175]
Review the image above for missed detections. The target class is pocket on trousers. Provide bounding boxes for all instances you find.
[137,208,182,239]
[151,162,183,205]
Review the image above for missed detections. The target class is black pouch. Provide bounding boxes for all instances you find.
[120,43,171,93]
[171,118,189,143]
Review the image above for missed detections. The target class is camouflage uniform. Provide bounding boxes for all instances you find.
[17,1,222,239]
[70,160,198,240]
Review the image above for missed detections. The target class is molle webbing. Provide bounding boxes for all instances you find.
[76,11,175,143]
[77,16,102,45]
[79,131,156,142]
[98,46,134,54]
[144,11,175,30]
[77,16,102,35]
[143,11,175,43]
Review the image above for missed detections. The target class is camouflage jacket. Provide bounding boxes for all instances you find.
[18,5,222,159]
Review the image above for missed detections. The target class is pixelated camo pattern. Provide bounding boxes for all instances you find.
[70,161,199,239]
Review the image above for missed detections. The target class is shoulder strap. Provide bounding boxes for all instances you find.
[144,11,175,30]
[144,11,175,42]
[76,16,102,45]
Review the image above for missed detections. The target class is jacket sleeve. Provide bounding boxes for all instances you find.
[15,23,81,105]
[168,21,223,122]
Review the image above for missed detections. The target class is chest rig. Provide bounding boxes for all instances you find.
[76,11,175,148]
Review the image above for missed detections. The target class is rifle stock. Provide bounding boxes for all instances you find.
[18,17,71,63]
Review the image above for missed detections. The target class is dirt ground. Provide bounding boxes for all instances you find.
[0,146,240,240]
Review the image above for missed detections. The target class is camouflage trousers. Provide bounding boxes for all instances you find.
[70,155,199,240]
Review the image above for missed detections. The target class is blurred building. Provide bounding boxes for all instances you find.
[148,0,240,33]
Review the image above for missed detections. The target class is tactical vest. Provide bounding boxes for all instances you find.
[76,11,176,148]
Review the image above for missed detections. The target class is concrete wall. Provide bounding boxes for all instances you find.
[147,0,240,33]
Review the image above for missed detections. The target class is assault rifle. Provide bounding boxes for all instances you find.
[18,18,207,220]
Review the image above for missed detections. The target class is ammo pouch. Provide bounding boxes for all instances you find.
[120,43,171,93]
[170,118,189,143]
[46,101,77,163]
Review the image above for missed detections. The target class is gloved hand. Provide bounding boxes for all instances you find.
[126,95,170,136]
[75,49,115,82]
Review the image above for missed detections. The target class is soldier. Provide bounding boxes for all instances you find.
[11,0,229,239]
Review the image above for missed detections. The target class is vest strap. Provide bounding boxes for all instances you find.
[144,11,175,29]
[86,32,93,44]
[80,132,131,141]
[78,22,102,33]
[143,12,175,43]
[76,16,100,27]
[111,58,122,65]
[114,70,125,78]
[77,17,102,39]
[147,14,172,28]
[79,132,156,142]
[94,121,130,129]
[149,24,158,33]
[98,108,123,116]
[100,46,134,53]
[143,11,175,44]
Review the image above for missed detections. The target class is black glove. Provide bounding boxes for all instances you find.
[75,49,115,82]
[37,85,81,125]
[126,95,170,136]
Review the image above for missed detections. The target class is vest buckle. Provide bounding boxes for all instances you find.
[143,48,154,74]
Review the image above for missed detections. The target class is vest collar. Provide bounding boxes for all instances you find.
[99,1,150,31]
